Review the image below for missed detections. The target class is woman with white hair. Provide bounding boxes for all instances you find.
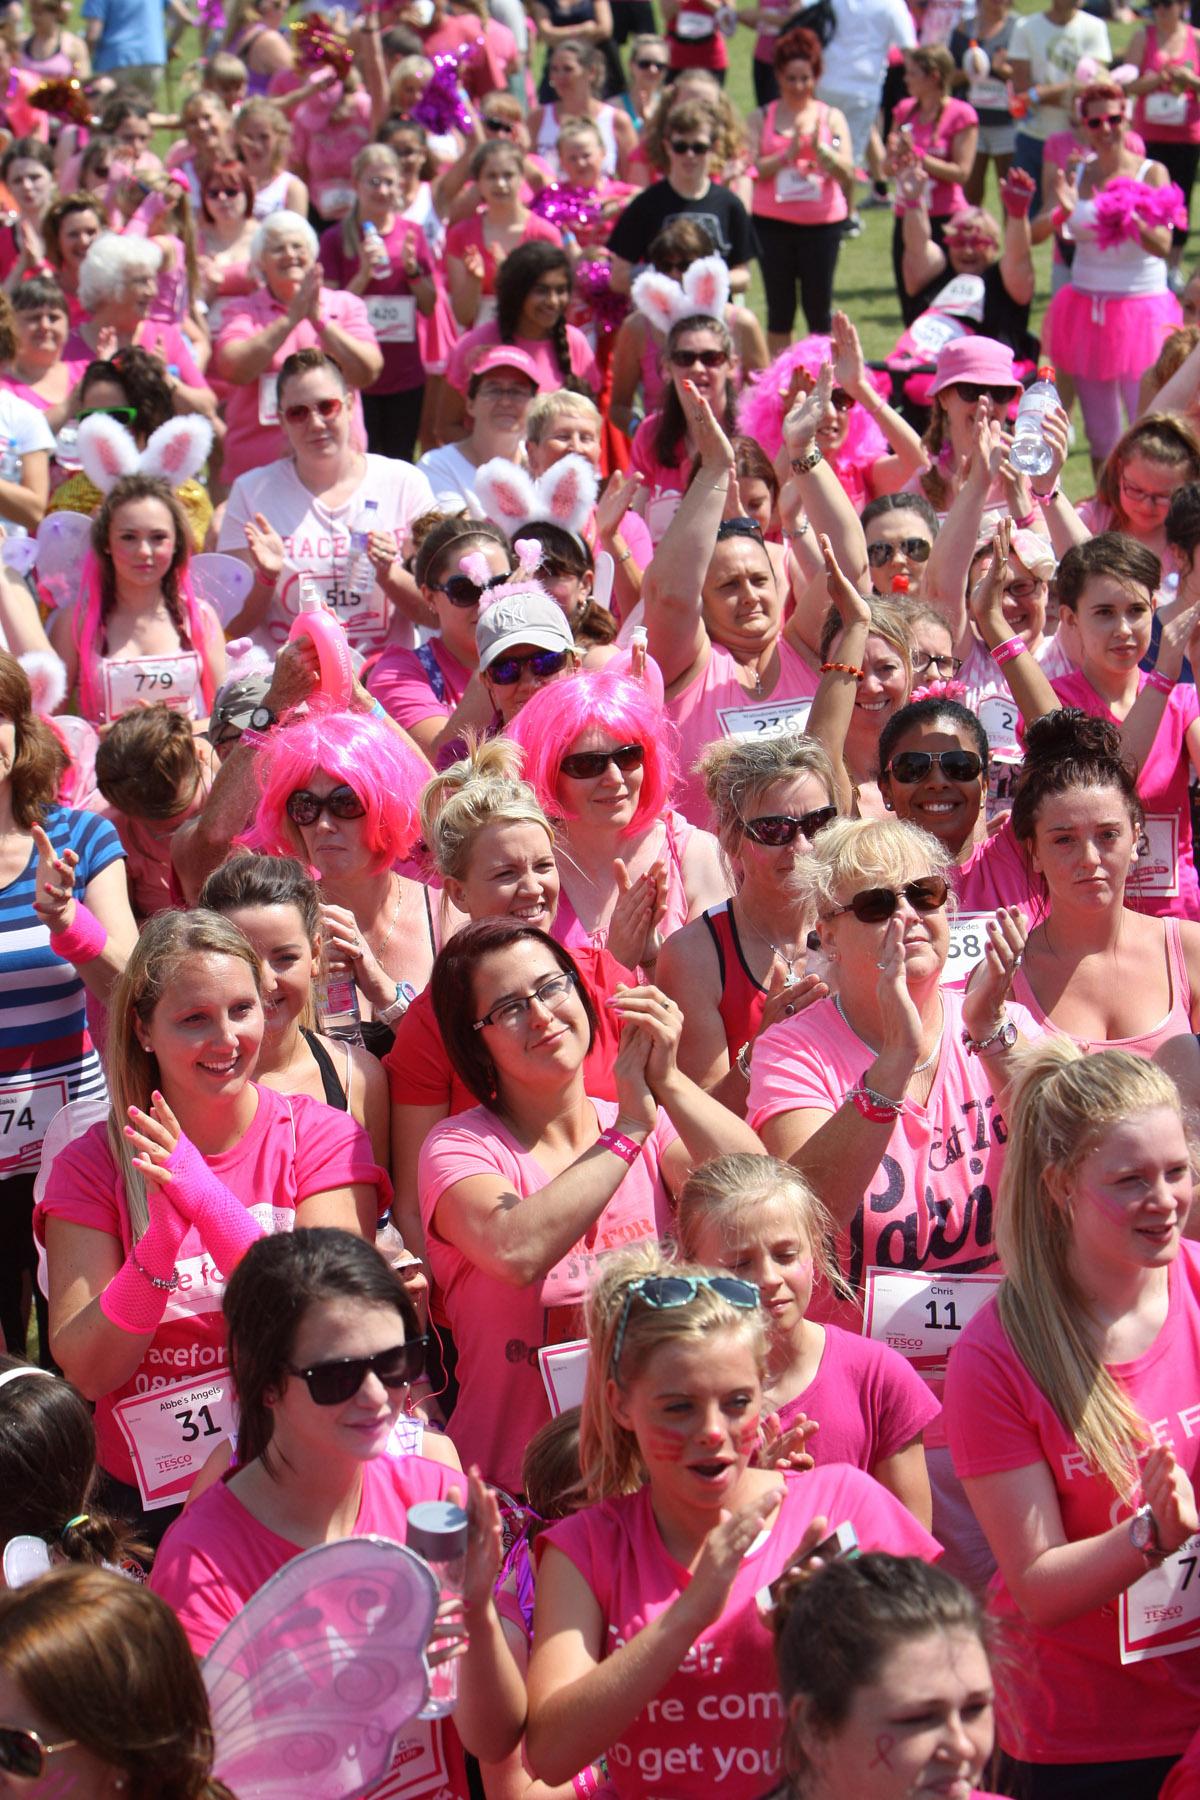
[212,210,382,485]
[65,235,216,421]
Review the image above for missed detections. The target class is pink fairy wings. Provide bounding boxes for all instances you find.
[475,454,599,537]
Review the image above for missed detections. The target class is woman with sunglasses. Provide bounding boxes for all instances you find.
[217,348,433,660]
[195,157,258,338]
[507,667,729,975]
[621,33,670,126]
[915,334,1025,517]
[657,734,837,1108]
[748,815,1031,1580]
[419,917,762,1489]
[629,312,738,546]
[35,909,386,1540]
[525,1243,940,1800]
[0,1565,237,1797]
[856,495,939,599]
[1040,80,1183,470]
[150,1229,526,1790]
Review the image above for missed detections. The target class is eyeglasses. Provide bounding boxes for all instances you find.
[483,116,514,133]
[1120,473,1174,510]
[610,1273,759,1379]
[740,805,837,846]
[206,184,242,199]
[670,347,728,369]
[79,404,138,423]
[1004,578,1042,600]
[285,783,367,826]
[283,396,344,426]
[475,381,534,402]
[287,1338,428,1405]
[473,968,579,1031]
[487,647,570,685]
[945,230,992,250]
[560,742,645,780]
[949,382,1018,404]
[866,537,932,568]
[827,874,950,922]
[716,514,764,542]
[910,650,963,677]
[830,387,855,412]
[0,1726,79,1779]
[428,568,510,608]
[634,56,667,69]
[1084,112,1124,129]
[885,750,982,785]
[670,139,712,156]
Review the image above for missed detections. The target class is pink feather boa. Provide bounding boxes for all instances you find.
[1092,178,1187,250]
[736,337,890,502]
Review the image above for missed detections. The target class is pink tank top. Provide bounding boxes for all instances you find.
[550,810,697,956]
[669,638,821,827]
[750,102,848,226]
[1012,916,1195,1056]
[1134,24,1200,144]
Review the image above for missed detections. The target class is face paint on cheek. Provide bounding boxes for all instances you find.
[643,1425,689,1461]
[735,1419,761,1456]
[868,1735,895,1772]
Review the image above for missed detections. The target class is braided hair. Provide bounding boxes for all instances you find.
[496,241,574,384]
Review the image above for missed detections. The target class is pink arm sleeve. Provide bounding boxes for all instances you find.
[163,1133,265,1276]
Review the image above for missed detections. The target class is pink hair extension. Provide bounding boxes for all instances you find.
[736,336,889,472]
[506,668,678,838]
[237,700,427,873]
[73,549,216,725]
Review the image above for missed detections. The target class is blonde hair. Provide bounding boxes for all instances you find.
[105,910,262,1238]
[996,1039,1194,1500]
[792,816,953,920]
[420,735,554,883]
[341,144,402,261]
[695,735,836,873]
[525,388,603,444]
[580,1242,767,1499]
[677,1153,844,1297]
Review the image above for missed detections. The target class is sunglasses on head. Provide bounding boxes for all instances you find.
[716,514,765,543]
[885,749,982,785]
[670,346,728,369]
[634,55,667,69]
[288,1338,427,1405]
[950,382,1017,404]
[610,1273,759,1378]
[488,647,570,685]
[283,396,343,426]
[429,568,510,608]
[560,741,645,780]
[670,138,712,156]
[740,804,837,846]
[867,537,932,567]
[1085,111,1124,129]
[285,783,367,826]
[828,874,950,923]
[0,1725,78,1779]
[79,404,137,423]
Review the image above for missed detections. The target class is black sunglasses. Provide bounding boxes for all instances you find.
[716,514,765,543]
[634,56,667,69]
[828,875,950,923]
[483,116,515,133]
[670,346,728,369]
[288,1338,428,1406]
[0,1725,79,1778]
[950,381,1018,404]
[670,138,712,155]
[488,647,570,685]
[560,742,645,780]
[206,184,242,198]
[285,783,367,826]
[867,537,932,568]
[830,387,855,412]
[429,568,511,608]
[885,750,982,784]
[740,805,837,846]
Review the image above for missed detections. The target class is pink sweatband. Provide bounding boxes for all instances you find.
[991,636,1027,667]
[1146,668,1176,695]
[596,1127,642,1167]
[574,1769,603,1800]
[98,1191,189,1336]
[163,1133,264,1275]
[49,902,108,965]
[1012,508,1036,530]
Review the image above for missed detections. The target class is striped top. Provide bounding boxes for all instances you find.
[0,805,124,1180]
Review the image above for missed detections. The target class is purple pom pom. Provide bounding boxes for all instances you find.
[574,259,628,337]
[530,183,603,233]
[412,54,473,137]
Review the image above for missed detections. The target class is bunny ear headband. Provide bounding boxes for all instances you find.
[631,254,730,335]
[474,454,599,539]
[76,413,214,497]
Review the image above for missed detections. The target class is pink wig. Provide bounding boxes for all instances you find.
[507,669,677,838]
[736,336,890,473]
[238,702,426,872]
[74,548,217,726]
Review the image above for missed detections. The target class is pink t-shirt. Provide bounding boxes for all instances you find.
[629,414,687,544]
[667,639,820,828]
[541,1469,940,1800]
[444,321,600,398]
[291,88,374,219]
[368,637,471,731]
[776,1321,941,1471]
[319,216,432,395]
[34,1088,389,1485]
[892,95,978,216]
[550,812,708,956]
[1052,667,1200,921]
[150,1454,470,1800]
[443,212,564,299]
[64,320,205,391]
[417,1097,678,1490]
[952,820,1045,920]
[944,1243,1200,1765]
[213,287,378,484]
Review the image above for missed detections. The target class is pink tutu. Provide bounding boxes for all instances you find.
[1042,283,1182,381]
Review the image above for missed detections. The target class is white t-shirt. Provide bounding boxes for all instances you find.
[821,0,915,96]
[0,390,54,537]
[218,452,435,655]
[1008,9,1111,141]
[417,442,486,519]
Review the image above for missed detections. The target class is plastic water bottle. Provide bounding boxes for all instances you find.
[1009,366,1059,478]
[54,422,82,473]
[361,219,390,275]
[317,951,364,1044]
[349,498,378,600]
[963,39,989,80]
[407,1500,469,1718]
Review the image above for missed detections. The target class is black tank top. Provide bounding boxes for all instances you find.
[301,1028,349,1111]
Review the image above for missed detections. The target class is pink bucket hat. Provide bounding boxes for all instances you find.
[928,336,1022,397]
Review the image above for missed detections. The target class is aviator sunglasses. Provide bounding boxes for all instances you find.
[867,537,932,568]
[884,749,983,784]
[287,1338,428,1405]
[827,875,950,923]
[610,1274,759,1378]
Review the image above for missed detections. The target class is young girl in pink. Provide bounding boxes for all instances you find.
[944,1041,1200,1800]
[525,1243,940,1800]
[677,1153,939,1526]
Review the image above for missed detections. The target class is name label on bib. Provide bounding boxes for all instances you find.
[1130,813,1180,900]
[863,1267,1001,1383]
[114,1369,237,1510]
[538,1339,589,1417]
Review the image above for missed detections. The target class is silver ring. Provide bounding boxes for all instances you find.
[783,1002,796,1016]
[876,959,888,970]
[1013,952,1023,969]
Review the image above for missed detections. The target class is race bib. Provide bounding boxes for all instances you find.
[675,7,715,35]
[366,294,416,344]
[1146,88,1189,125]
[317,182,356,218]
[940,912,991,987]
[775,167,824,204]
[976,688,1021,755]
[102,653,201,721]
[863,1267,1001,1383]
[281,563,389,642]
[1120,1533,1200,1664]
[114,1369,237,1511]
[717,696,813,740]
[907,310,969,357]
[258,373,279,426]
[0,1074,68,1175]
[538,1339,589,1417]
[1130,813,1180,900]
[968,76,1009,111]
[932,271,987,322]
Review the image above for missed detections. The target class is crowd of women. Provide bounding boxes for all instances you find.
[5,0,1200,1797]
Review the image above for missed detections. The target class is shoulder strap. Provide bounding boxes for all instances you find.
[701,905,727,987]
[415,639,447,704]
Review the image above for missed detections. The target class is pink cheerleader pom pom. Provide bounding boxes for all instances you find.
[531,184,603,234]
[574,260,629,337]
[1093,177,1149,250]
[910,678,969,704]
[1136,180,1188,233]
[412,55,474,137]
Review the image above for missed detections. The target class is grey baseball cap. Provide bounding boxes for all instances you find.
[207,668,271,740]
[476,592,576,673]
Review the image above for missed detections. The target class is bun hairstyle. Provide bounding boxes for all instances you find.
[1010,709,1143,850]
[419,735,555,884]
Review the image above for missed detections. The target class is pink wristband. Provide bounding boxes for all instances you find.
[49,902,108,965]
[990,636,1027,667]
[1146,668,1177,695]
[597,1126,643,1166]
[1012,508,1036,529]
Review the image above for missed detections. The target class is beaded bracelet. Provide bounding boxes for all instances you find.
[1146,668,1177,696]
[131,1251,179,1293]
[990,636,1027,667]
[821,660,865,681]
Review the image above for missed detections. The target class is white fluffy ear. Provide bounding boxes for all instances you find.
[76,413,139,495]
[631,269,687,333]
[681,255,729,323]
[139,416,213,487]
[475,458,538,532]
[18,649,67,716]
[532,454,597,535]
